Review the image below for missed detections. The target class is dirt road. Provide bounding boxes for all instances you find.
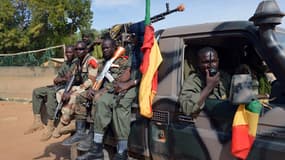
[0,101,70,160]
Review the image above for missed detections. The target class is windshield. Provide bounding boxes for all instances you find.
[276,31,285,49]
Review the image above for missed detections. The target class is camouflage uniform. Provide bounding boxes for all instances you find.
[59,54,98,124]
[179,71,231,116]
[32,60,76,119]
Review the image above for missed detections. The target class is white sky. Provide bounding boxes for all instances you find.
[91,0,285,30]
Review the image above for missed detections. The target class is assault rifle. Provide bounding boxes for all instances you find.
[93,46,126,90]
[85,47,126,108]
[53,65,77,121]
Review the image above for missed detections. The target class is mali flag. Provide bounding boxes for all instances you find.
[231,100,262,159]
[139,0,163,118]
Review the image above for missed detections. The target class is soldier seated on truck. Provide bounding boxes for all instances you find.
[24,45,77,141]
[179,46,231,116]
[52,41,99,139]
[75,38,139,160]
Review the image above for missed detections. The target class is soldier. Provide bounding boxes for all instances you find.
[76,38,139,160]
[179,47,231,116]
[54,41,99,140]
[24,45,76,141]
[82,31,103,59]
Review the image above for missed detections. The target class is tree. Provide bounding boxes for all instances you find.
[0,0,93,55]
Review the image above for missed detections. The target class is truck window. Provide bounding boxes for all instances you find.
[182,34,271,98]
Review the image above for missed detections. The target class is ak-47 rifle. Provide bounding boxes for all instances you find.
[85,47,126,108]
[93,46,126,90]
[53,65,77,120]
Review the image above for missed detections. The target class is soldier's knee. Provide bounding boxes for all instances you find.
[61,107,74,125]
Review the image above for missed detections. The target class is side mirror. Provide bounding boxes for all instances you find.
[229,74,257,104]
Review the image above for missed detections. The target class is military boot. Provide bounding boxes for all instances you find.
[24,114,44,135]
[40,119,55,141]
[77,124,94,151]
[113,140,128,160]
[52,120,76,138]
[61,119,86,146]
[76,142,104,160]
[52,122,64,138]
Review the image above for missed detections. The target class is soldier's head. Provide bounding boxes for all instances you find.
[102,38,116,60]
[197,47,219,75]
[65,45,75,62]
[75,41,88,60]
[82,31,94,46]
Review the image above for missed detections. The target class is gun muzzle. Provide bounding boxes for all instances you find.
[176,4,185,12]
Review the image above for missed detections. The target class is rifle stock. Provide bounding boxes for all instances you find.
[92,46,126,91]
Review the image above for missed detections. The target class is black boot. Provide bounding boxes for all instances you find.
[62,119,86,146]
[77,124,94,151]
[76,142,104,160]
[113,151,128,160]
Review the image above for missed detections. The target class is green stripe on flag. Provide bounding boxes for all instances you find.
[145,0,151,25]
[246,100,262,114]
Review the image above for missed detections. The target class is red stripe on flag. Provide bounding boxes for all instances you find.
[232,125,254,160]
[140,25,154,74]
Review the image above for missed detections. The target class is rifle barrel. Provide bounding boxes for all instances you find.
[150,4,185,23]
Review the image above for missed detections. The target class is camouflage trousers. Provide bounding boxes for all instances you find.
[73,90,95,122]
[32,86,57,119]
[93,87,137,140]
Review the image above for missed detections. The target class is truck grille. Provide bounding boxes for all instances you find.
[152,110,170,124]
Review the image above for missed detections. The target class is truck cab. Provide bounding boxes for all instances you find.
[127,1,285,160]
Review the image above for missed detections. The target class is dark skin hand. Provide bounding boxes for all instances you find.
[86,88,96,100]
[61,92,71,102]
[114,80,134,93]
[197,70,220,106]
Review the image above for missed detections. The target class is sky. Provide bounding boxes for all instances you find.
[91,0,285,31]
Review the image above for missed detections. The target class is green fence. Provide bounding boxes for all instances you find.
[0,45,65,66]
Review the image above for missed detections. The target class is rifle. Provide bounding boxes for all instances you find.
[93,46,126,90]
[84,46,126,108]
[150,3,185,23]
[53,65,77,120]
[109,3,185,45]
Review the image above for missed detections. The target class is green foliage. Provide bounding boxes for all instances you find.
[0,0,93,56]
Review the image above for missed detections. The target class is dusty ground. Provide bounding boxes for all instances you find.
[0,67,71,160]
[0,101,70,160]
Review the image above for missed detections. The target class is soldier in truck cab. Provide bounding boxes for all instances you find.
[179,46,231,116]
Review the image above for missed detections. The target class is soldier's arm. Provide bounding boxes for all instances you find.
[178,74,203,116]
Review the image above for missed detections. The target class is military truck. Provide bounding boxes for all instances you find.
[123,1,285,160]
[72,1,285,160]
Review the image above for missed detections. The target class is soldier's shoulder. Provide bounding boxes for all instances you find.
[87,57,99,69]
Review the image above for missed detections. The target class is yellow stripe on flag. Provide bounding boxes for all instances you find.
[245,109,259,137]
[232,104,248,126]
[139,38,163,118]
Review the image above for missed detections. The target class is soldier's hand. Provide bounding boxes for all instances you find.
[114,81,131,93]
[53,77,62,85]
[87,88,96,100]
[62,92,71,102]
[64,71,73,81]
[206,70,220,90]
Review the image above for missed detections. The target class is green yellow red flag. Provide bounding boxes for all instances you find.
[232,100,262,159]
[139,0,163,118]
